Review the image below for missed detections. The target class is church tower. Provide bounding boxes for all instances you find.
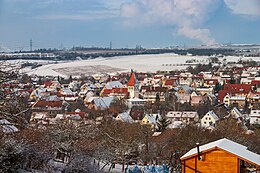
[127,70,139,98]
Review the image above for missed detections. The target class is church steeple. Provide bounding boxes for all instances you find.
[127,69,136,87]
[127,69,139,98]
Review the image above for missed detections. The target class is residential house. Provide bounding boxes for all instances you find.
[247,91,260,109]
[166,111,199,128]
[223,93,246,109]
[201,110,219,128]
[100,81,128,99]
[229,96,246,109]
[127,98,146,108]
[163,78,177,89]
[218,84,252,103]
[204,79,218,88]
[229,107,244,123]
[190,96,204,106]
[32,95,63,117]
[115,112,134,123]
[249,109,260,125]
[87,96,116,110]
[57,88,78,102]
[181,138,260,173]
[141,114,161,128]
[140,86,168,103]
[196,87,214,95]
[102,87,129,99]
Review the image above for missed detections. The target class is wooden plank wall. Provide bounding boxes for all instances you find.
[182,149,239,173]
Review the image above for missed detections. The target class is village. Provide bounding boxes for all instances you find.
[1,55,260,173]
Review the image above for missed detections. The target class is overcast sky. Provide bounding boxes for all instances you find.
[0,0,260,51]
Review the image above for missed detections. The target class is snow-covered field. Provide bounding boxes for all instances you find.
[3,53,260,77]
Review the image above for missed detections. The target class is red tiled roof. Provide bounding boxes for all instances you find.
[65,112,86,118]
[127,71,136,86]
[223,84,252,93]
[141,86,168,92]
[103,88,129,95]
[218,84,252,102]
[33,100,62,108]
[165,79,176,86]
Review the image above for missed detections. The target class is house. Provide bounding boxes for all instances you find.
[87,96,116,110]
[166,111,199,128]
[177,85,193,94]
[57,88,78,102]
[196,87,214,95]
[32,96,63,116]
[190,96,204,106]
[140,86,168,103]
[176,93,191,104]
[163,78,177,89]
[127,98,146,108]
[102,87,129,99]
[223,94,246,109]
[141,114,161,128]
[229,96,246,109]
[100,81,128,99]
[247,91,260,109]
[218,84,252,103]
[204,79,218,88]
[201,111,219,128]
[249,109,260,125]
[115,112,134,123]
[229,107,244,122]
[180,138,260,173]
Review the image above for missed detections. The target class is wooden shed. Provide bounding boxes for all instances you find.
[180,138,260,173]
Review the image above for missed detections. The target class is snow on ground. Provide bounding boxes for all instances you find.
[3,53,260,77]
[20,54,209,77]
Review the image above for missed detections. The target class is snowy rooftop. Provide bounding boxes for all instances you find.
[181,138,260,166]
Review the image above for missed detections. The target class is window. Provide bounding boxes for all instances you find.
[209,117,211,120]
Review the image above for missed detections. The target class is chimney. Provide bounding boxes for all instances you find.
[196,142,202,160]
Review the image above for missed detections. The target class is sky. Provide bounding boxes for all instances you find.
[0,0,260,51]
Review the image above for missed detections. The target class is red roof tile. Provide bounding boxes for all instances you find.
[127,71,136,86]
[33,100,62,108]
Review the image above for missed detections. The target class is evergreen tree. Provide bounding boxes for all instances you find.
[156,116,171,132]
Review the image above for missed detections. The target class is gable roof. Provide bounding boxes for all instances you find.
[117,112,134,123]
[105,81,124,89]
[181,138,260,166]
[93,96,115,109]
[205,110,219,121]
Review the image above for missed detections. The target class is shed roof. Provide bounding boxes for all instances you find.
[181,138,260,166]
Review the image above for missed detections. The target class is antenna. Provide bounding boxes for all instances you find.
[30,39,32,52]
